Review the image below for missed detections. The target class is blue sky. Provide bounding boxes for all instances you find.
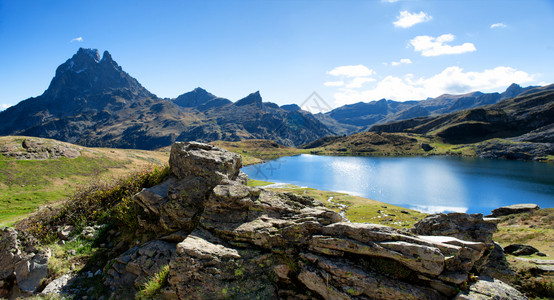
[1,0,553,110]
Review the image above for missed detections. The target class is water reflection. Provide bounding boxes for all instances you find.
[242,154,554,214]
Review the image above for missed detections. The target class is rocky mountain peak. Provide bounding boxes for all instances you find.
[76,47,100,62]
[234,91,262,107]
[101,50,113,63]
[173,87,217,108]
[43,48,152,100]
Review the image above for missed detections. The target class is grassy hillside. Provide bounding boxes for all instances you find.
[299,131,476,157]
[210,139,307,165]
[0,136,169,226]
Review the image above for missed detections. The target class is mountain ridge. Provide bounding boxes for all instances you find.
[0,48,335,149]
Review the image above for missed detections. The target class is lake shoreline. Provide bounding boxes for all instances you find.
[243,154,554,215]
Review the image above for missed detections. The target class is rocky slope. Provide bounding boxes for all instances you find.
[0,142,528,299]
[0,48,333,149]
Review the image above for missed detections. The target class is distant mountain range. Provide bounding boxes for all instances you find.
[316,83,545,135]
[370,85,554,144]
[0,48,551,150]
[0,48,332,149]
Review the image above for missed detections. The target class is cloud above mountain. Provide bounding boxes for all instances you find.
[490,22,507,29]
[70,37,84,43]
[410,34,476,56]
[394,11,432,28]
[327,65,535,105]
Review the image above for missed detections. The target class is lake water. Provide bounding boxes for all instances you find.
[242,154,554,215]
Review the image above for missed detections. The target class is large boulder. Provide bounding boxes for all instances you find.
[490,204,540,217]
[411,213,497,244]
[133,142,243,237]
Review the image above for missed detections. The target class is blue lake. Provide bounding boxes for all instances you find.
[242,154,554,215]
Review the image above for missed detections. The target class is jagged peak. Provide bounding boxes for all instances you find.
[75,48,100,63]
[101,50,113,62]
[234,91,262,107]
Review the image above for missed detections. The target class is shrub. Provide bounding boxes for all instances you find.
[16,165,169,242]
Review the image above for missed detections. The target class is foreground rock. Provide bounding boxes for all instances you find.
[411,212,497,243]
[489,204,540,217]
[0,227,50,298]
[99,142,524,299]
[454,276,527,300]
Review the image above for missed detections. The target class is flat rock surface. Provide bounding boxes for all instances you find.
[490,204,540,217]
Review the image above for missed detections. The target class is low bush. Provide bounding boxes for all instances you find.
[16,165,169,242]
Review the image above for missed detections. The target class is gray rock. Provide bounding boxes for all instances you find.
[167,229,275,299]
[133,142,243,237]
[421,143,434,152]
[80,226,96,240]
[454,276,528,300]
[503,244,539,256]
[0,227,47,295]
[490,204,540,217]
[474,242,515,284]
[0,138,81,160]
[411,213,497,243]
[14,248,50,293]
[41,274,74,295]
[104,239,177,294]
[57,225,74,240]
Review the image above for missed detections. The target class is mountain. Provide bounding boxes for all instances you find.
[370,86,554,144]
[319,83,539,135]
[172,87,231,110]
[0,48,333,149]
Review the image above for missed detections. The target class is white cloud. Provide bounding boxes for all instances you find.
[1,104,12,111]
[490,22,507,29]
[391,58,412,66]
[330,66,535,105]
[410,34,476,56]
[345,77,375,88]
[393,11,432,28]
[70,37,84,43]
[324,81,345,87]
[327,65,374,77]
[381,0,398,2]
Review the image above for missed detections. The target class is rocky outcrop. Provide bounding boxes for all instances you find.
[489,204,540,217]
[0,227,50,298]
[411,213,497,244]
[475,140,553,161]
[100,142,517,299]
[454,276,527,300]
[0,138,80,160]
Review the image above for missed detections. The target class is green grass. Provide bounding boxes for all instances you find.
[136,264,170,299]
[247,179,273,187]
[16,165,170,242]
[0,155,130,226]
[210,140,307,166]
